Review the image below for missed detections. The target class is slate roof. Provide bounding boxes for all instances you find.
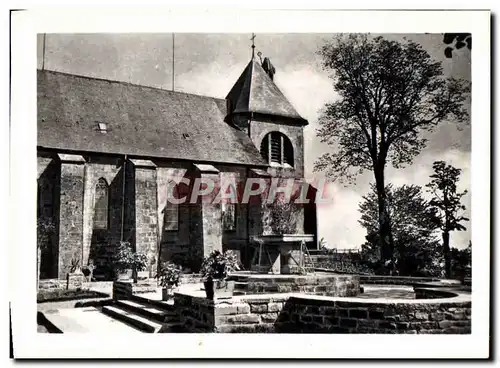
[37,70,267,167]
[226,59,307,124]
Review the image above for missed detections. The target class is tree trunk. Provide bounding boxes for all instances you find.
[443,231,451,278]
[374,166,395,274]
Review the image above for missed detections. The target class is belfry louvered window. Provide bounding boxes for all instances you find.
[260,132,294,168]
[94,178,109,229]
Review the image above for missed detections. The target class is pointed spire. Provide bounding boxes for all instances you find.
[225,59,307,124]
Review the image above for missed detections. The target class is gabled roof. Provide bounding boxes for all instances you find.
[226,59,307,124]
[37,70,267,167]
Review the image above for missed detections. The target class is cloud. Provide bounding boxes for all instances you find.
[175,61,247,98]
[316,186,366,249]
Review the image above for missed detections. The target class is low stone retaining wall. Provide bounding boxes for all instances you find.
[280,295,471,334]
[39,277,86,290]
[173,290,471,334]
[112,275,203,300]
[112,280,158,300]
[233,274,360,297]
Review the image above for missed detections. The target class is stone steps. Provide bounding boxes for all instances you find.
[116,299,176,323]
[131,294,178,315]
[101,305,165,333]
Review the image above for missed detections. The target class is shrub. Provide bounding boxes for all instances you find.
[112,241,148,273]
[156,261,182,288]
[200,250,241,281]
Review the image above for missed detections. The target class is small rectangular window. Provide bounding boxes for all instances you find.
[222,203,236,231]
[97,122,108,133]
[94,178,109,229]
[164,203,179,231]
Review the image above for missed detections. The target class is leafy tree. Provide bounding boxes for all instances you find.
[443,33,471,58]
[426,161,469,278]
[358,184,441,276]
[450,241,471,279]
[314,34,470,269]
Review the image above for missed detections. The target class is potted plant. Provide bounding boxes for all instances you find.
[156,261,182,301]
[112,241,148,283]
[200,250,241,300]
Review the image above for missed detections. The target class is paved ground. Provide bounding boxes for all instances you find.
[37,294,113,333]
[358,285,416,299]
[40,306,143,333]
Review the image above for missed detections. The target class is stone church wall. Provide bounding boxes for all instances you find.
[82,156,124,279]
[156,163,190,265]
[132,161,158,275]
[37,154,60,279]
[57,157,85,279]
[37,148,316,278]
[216,165,249,264]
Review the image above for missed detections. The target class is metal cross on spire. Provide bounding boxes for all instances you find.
[250,33,256,59]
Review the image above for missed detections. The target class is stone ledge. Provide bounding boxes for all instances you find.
[129,159,157,168]
[57,153,86,163]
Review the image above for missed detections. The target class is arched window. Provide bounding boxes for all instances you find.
[93,178,109,229]
[164,181,179,231]
[260,132,294,168]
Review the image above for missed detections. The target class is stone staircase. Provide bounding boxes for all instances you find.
[101,295,182,333]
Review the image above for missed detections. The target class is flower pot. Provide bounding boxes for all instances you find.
[115,269,133,281]
[203,279,235,300]
[162,286,176,301]
[204,280,214,300]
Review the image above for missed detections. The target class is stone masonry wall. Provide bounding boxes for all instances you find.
[82,157,123,274]
[58,158,85,279]
[174,292,471,334]
[188,171,223,261]
[279,296,471,334]
[156,164,190,262]
[37,154,59,279]
[133,162,158,275]
[243,275,360,297]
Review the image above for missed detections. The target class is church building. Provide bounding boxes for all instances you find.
[37,49,318,280]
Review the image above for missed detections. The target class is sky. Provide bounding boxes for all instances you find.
[37,33,472,250]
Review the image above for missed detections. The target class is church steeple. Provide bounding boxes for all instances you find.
[225,58,307,125]
[224,35,308,177]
